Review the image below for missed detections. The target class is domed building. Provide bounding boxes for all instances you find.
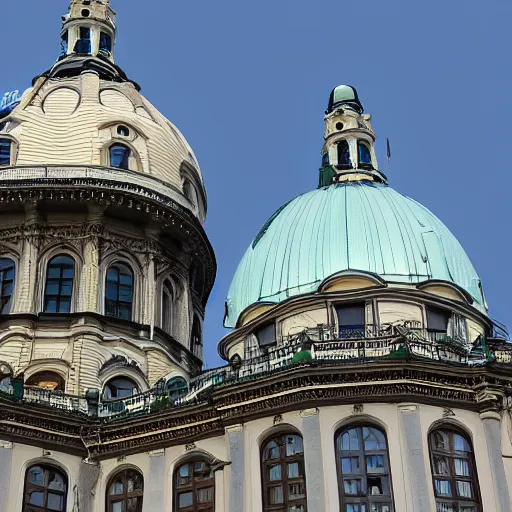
[0,3,512,512]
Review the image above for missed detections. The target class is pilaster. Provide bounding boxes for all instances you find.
[300,408,326,512]
[480,411,511,512]
[143,449,165,512]
[399,404,431,512]
[77,460,100,512]
[0,441,13,512]
[226,424,245,512]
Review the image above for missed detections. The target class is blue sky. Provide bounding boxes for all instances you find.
[3,0,511,367]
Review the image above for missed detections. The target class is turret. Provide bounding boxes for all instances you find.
[319,85,387,187]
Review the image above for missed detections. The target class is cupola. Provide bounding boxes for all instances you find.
[36,0,137,88]
[319,85,386,187]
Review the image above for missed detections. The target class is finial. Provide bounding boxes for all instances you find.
[319,85,387,187]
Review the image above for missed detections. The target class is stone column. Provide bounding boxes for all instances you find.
[14,204,39,313]
[399,405,430,512]
[301,408,326,512]
[76,460,100,512]
[143,449,165,512]
[226,424,245,512]
[0,441,13,512]
[143,254,156,327]
[480,411,511,512]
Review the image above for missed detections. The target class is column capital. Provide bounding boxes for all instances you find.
[300,408,319,418]
[225,424,244,434]
[480,411,501,421]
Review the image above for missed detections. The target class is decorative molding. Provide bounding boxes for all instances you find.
[352,404,364,414]
[300,408,318,418]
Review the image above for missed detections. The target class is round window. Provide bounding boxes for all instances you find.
[81,9,90,17]
[117,125,130,137]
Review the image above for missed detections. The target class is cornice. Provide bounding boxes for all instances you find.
[0,361,510,460]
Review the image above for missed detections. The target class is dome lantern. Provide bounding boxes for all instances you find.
[319,85,387,187]
[37,0,136,87]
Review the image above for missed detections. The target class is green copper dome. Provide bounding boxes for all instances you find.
[224,181,486,327]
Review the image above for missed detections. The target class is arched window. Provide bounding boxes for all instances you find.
[60,31,68,56]
[162,279,174,335]
[44,255,75,313]
[337,140,351,169]
[0,138,12,165]
[358,141,372,168]
[100,32,113,57]
[105,263,133,321]
[174,459,215,511]
[336,425,393,512]
[429,428,481,511]
[191,316,202,346]
[26,371,65,391]
[0,257,15,313]
[103,377,139,399]
[166,377,188,401]
[109,143,131,170]
[261,433,307,511]
[23,464,68,512]
[107,468,144,512]
[322,151,330,168]
[183,179,198,207]
[74,26,91,54]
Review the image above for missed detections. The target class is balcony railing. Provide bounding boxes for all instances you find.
[0,321,509,419]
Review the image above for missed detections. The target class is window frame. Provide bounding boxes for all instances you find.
[173,458,216,512]
[43,255,76,314]
[109,143,132,170]
[261,432,308,512]
[103,376,139,400]
[0,257,15,314]
[106,468,144,512]
[0,138,12,166]
[23,463,68,512]
[428,427,482,512]
[336,140,352,170]
[357,140,373,170]
[105,262,134,321]
[335,424,394,512]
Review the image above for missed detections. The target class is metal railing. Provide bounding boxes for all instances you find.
[0,322,509,419]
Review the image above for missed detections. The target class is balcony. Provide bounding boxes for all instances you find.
[0,321,510,419]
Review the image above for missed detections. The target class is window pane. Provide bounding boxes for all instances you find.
[197,487,214,503]
[47,492,64,511]
[48,471,66,491]
[456,480,473,498]
[288,462,300,479]
[126,497,141,512]
[288,482,305,500]
[29,491,45,506]
[342,457,360,474]
[454,434,471,452]
[268,486,283,504]
[110,480,124,495]
[435,479,452,496]
[28,466,45,485]
[286,435,303,456]
[344,478,362,495]
[454,458,470,476]
[367,455,385,472]
[45,298,58,313]
[112,502,124,512]
[436,504,455,512]
[178,491,193,508]
[289,506,305,512]
[269,464,282,481]
[433,456,450,475]
[265,441,279,460]
[59,299,71,313]
[347,505,367,512]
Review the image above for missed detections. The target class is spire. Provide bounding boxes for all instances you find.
[319,85,387,187]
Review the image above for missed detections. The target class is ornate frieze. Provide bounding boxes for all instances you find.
[0,361,510,460]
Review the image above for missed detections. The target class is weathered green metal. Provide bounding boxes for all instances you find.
[225,181,486,327]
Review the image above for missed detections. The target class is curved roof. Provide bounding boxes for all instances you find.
[225,181,486,327]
